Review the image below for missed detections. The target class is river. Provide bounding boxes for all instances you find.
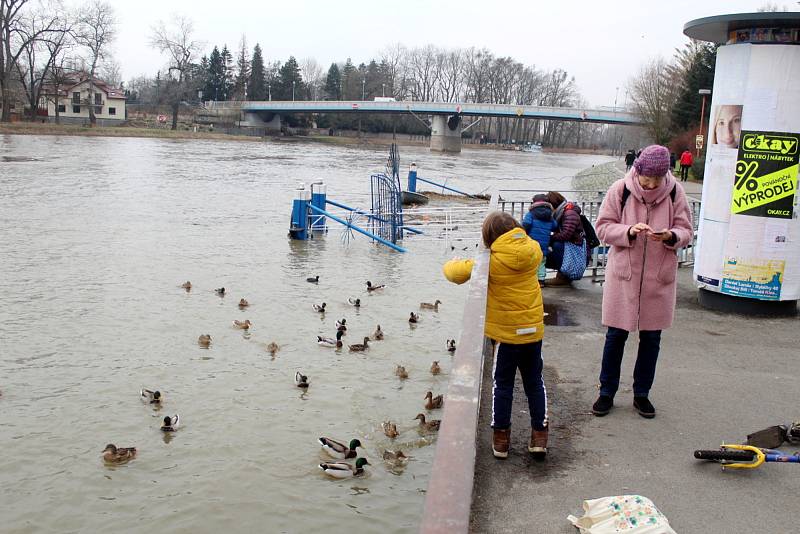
[0,134,612,533]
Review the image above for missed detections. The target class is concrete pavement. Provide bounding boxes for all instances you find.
[470,269,799,533]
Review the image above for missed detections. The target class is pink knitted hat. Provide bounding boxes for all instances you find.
[633,145,670,177]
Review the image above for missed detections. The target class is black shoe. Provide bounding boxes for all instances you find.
[592,395,614,416]
[633,396,656,418]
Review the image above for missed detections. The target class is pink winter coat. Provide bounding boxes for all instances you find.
[596,171,694,332]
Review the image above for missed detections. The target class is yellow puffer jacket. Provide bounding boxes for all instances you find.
[443,227,544,344]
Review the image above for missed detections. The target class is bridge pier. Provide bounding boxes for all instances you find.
[430,115,462,153]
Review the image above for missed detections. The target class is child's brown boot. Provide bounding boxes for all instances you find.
[492,429,511,458]
[529,428,548,460]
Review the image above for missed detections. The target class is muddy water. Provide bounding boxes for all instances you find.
[0,134,611,533]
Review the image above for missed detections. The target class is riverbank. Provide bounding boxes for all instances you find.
[0,122,263,143]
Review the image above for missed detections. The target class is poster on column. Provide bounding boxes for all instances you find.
[731,130,799,218]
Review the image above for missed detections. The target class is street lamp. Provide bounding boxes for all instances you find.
[268,83,271,101]
[362,78,366,100]
[382,83,385,98]
[697,88,711,157]
[614,86,619,111]
[292,80,296,101]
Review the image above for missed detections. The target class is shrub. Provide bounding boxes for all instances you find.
[691,157,705,181]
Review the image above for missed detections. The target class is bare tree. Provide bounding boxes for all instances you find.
[74,0,115,126]
[628,57,678,144]
[100,56,120,86]
[300,57,322,100]
[150,14,201,130]
[378,43,406,99]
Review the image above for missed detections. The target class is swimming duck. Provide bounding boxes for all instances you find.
[414,413,441,431]
[215,287,225,296]
[347,297,361,307]
[140,389,162,404]
[161,414,180,432]
[430,361,441,375]
[266,341,279,355]
[425,391,444,410]
[238,298,249,308]
[420,299,442,311]
[181,281,192,290]
[366,281,385,291]
[198,334,212,347]
[372,325,384,340]
[447,339,456,352]
[382,450,408,463]
[382,421,399,439]
[409,312,420,324]
[349,337,370,352]
[233,319,252,330]
[295,371,309,388]
[335,318,347,331]
[318,437,363,459]
[319,458,370,479]
[395,365,408,379]
[102,443,137,463]
[312,302,326,313]
[318,330,344,348]
[306,275,319,283]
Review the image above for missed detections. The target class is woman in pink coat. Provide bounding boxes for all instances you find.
[591,145,694,418]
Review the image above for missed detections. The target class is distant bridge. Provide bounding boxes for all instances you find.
[203,100,641,152]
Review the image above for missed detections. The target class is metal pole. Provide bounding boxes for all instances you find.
[268,84,271,101]
[697,94,707,158]
[308,204,407,252]
[292,81,296,101]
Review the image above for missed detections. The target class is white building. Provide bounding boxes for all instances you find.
[43,77,126,125]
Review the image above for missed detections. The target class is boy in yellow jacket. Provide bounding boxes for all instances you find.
[443,211,548,459]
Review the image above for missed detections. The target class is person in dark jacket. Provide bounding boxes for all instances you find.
[522,194,559,285]
[669,152,677,171]
[544,191,585,287]
[624,150,636,171]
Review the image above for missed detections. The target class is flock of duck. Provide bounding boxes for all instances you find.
[101,276,458,479]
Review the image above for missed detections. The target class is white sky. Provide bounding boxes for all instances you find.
[96,0,785,106]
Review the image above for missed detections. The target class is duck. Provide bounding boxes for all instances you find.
[295,371,309,388]
[420,299,442,311]
[430,361,441,375]
[425,391,444,410]
[335,318,347,331]
[306,275,319,283]
[409,312,420,324]
[318,330,344,348]
[349,337,370,352]
[366,280,385,291]
[215,287,225,296]
[318,437,363,459]
[347,297,361,307]
[372,324,384,341]
[233,319,252,330]
[382,421,399,439]
[447,339,456,352]
[319,458,370,478]
[180,281,192,290]
[198,334,212,347]
[382,450,408,463]
[414,413,441,432]
[140,389,162,404]
[266,341,279,355]
[395,365,408,379]
[238,298,249,308]
[102,443,137,463]
[161,414,180,432]
[312,302,326,313]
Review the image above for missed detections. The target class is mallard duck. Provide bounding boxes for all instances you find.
[409,312,419,324]
[395,365,408,379]
[425,391,444,410]
[102,443,136,463]
[266,341,279,355]
[335,318,347,331]
[347,297,361,307]
[295,371,309,388]
[215,287,225,296]
[318,437,363,459]
[318,330,344,348]
[447,339,456,352]
[198,334,212,347]
[312,302,326,313]
[420,299,442,310]
[306,275,319,283]
[430,361,441,375]
[233,319,252,330]
[238,298,249,308]
[372,324,384,340]
[414,413,441,431]
[349,337,370,352]
[181,281,192,290]
[161,414,180,432]
[382,450,408,462]
[140,389,162,404]
[319,457,370,478]
[366,280,385,291]
[382,421,399,439]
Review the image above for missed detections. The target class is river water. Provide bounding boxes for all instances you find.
[0,134,612,533]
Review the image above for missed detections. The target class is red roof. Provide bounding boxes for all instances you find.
[43,75,126,100]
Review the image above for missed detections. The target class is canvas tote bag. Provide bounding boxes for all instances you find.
[567,495,677,533]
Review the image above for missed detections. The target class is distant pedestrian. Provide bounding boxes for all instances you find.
[670,152,677,171]
[522,194,558,286]
[624,150,636,171]
[544,191,587,287]
[443,212,548,459]
[592,145,694,419]
[679,148,693,181]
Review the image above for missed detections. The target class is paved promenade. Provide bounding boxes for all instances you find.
[470,269,799,533]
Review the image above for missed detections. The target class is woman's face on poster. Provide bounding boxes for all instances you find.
[713,105,742,148]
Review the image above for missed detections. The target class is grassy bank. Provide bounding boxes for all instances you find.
[0,122,262,143]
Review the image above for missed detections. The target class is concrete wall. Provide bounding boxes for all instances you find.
[430,115,462,153]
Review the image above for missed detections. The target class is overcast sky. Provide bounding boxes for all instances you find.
[93,0,786,106]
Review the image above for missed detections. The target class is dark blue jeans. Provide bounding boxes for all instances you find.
[492,341,548,431]
[599,327,662,398]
